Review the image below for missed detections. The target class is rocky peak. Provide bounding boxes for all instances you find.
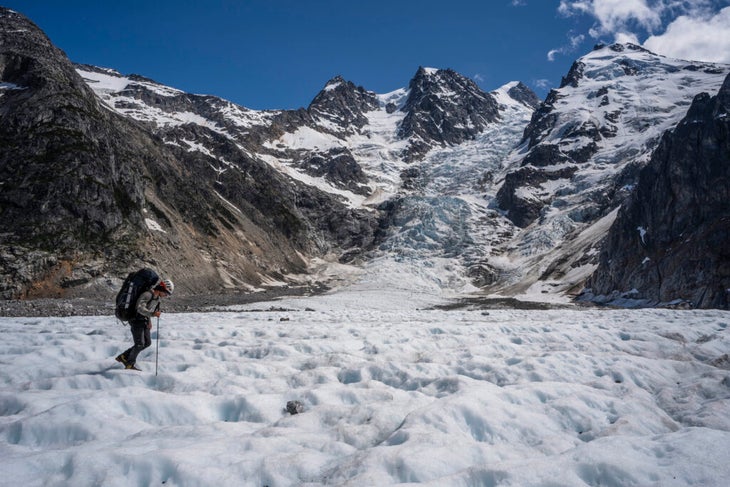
[505,81,541,109]
[398,67,501,161]
[712,69,730,106]
[0,8,95,102]
[307,75,379,135]
[560,60,585,88]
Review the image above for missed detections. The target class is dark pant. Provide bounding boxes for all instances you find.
[123,319,151,365]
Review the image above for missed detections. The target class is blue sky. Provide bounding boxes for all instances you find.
[4,1,729,110]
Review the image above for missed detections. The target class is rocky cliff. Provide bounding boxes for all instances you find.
[587,73,730,308]
[0,8,377,299]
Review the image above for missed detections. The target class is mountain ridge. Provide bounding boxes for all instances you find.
[484,42,728,305]
[1,6,728,308]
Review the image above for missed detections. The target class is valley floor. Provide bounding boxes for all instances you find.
[1,286,729,486]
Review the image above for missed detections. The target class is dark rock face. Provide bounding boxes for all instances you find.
[589,74,730,308]
[521,89,563,150]
[398,67,501,161]
[560,61,585,89]
[506,82,541,109]
[0,9,149,297]
[300,148,370,195]
[0,17,141,246]
[0,8,378,299]
[496,166,578,228]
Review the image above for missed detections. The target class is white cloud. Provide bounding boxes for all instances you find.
[547,33,586,61]
[559,0,662,37]
[570,33,586,47]
[643,7,730,63]
[473,73,485,83]
[556,1,730,63]
[614,31,640,44]
[511,0,527,6]
[534,79,551,90]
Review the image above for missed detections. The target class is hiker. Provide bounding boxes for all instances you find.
[116,278,174,370]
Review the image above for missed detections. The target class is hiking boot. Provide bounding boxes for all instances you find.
[115,354,128,365]
[125,363,141,371]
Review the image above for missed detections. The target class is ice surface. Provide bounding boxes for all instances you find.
[1,285,729,486]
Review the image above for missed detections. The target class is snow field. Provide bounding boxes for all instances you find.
[1,297,729,486]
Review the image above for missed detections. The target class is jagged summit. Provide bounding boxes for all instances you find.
[308,75,379,135]
[323,75,347,88]
[398,67,502,161]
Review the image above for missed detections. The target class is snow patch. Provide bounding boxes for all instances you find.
[269,126,343,151]
[144,218,166,233]
[0,82,25,90]
[324,80,342,91]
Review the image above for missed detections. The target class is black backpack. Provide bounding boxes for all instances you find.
[115,268,159,322]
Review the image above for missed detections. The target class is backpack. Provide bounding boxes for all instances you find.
[115,268,159,322]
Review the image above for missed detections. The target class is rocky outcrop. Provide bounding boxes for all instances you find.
[308,76,380,136]
[505,82,541,109]
[398,67,501,161]
[588,73,730,308]
[298,148,371,195]
[496,166,578,228]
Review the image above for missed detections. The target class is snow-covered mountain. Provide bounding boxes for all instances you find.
[2,6,728,307]
[487,43,728,302]
[76,64,535,205]
[74,43,728,306]
[74,62,539,297]
[499,43,727,229]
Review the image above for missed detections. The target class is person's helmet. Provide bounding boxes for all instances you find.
[156,278,174,295]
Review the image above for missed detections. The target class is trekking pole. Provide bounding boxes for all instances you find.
[155,315,160,376]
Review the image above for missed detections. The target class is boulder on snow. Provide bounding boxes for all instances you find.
[286,400,304,415]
